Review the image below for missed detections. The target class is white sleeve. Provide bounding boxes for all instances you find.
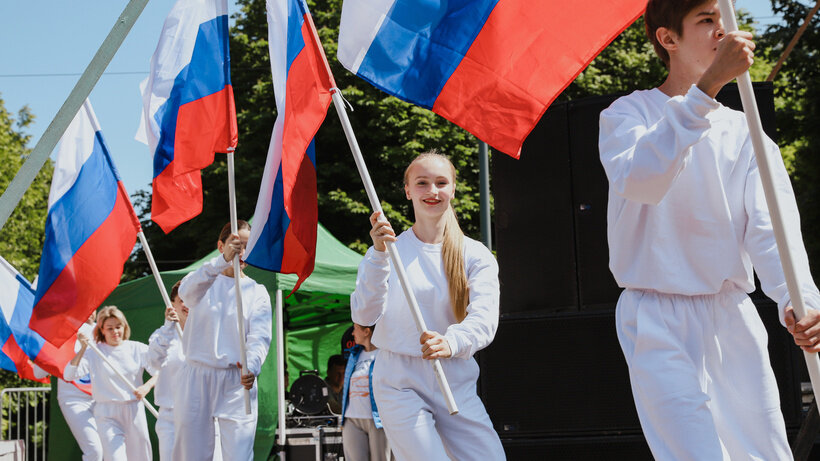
[350,248,391,326]
[179,255,231,309]
[63,354,90,382]
[246,287,272,377]
[444,244,500,359]
[742,137,820,323]
[146,323,175,372]
[599,85,719,205]
[135,341,157,376]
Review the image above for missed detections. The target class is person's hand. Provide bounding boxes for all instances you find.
[369,211,396,252]
[165,306,179,323]
[237,362,255,390]
[133,383,151,400]
[222,233,244,263]
[785,306,820,353]
[77,332,90,347]
[697,30,755,98]
[420,331,452,360]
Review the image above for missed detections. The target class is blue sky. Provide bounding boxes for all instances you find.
[0,0,793,197]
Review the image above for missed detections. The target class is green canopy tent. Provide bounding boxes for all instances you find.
[47,223,362,461]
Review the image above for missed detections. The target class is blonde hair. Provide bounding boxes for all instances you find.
[94,306,131,343]
[404,150,469,322]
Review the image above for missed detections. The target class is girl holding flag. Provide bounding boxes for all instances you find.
[172,220,272,461]
[351,151,505,460]
[64,306,156,461]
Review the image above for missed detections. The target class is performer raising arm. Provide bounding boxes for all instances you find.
[598,0,820,459]
[351,151,505,461]
[172,220,272,461]
[64,306,156,461]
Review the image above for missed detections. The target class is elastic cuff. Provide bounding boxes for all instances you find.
[686,84,720,116]
[444,332,461,359]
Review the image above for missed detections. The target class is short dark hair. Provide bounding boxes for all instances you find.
[218,220,251,243]
[327,354,346,370]
[170,280,182,302]
[644,0,710,67]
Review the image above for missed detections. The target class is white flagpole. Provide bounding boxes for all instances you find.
[717,0,820,404]
[137,231,183,338]
[275,289,287,460]
[330,91,460,415]
[298,11,459,414]
[227,148,252,415]
[83,340,159,418]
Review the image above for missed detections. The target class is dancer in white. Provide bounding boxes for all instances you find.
[148,282,224,461]
[599,0,820,459]
[173,220,272,461]
[33,314,102,461]
[65,306,156,461]
[351,151,505,461]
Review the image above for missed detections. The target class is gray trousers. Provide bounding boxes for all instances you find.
[342,417,394,461]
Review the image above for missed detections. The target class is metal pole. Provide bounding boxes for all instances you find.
[276,289,287,460]
[227,150,252,415]
[0,0,150,231]
[479,141,492,250]
[718,0,820,404]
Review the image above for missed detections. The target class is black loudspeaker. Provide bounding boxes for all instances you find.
[483,83,803,452]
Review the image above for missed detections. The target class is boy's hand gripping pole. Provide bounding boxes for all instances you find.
[718,0,820,405]
[329,89,459,415]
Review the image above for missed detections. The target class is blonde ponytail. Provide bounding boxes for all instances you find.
[405,150,470,322]
[442,206,469,322]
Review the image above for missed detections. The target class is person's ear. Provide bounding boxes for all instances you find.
[217,239,225,253]
[656,26,679,53]
[405,183,411,200]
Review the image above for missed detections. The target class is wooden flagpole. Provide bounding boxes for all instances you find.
[718,0,820,404]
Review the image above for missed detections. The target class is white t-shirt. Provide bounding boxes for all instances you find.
[344,349,377,419]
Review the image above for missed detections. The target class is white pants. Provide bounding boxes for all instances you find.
[93,401,152,461]
[343,417,394,461]
[373,350,505,461]
[158,406,224,461]
[617,286,792,461]
[58,396,103,461]
[172,363,257,461]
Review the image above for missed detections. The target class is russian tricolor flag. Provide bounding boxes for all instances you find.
[30,101,140,347]
[1,256,89,391]
[245,0,333,291]
[137,0,238,233]
[338,0,646,157]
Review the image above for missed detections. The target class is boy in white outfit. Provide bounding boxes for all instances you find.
[598,0,820,459]
[173,220,272,461]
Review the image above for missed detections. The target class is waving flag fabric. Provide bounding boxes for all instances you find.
[0,259,44,382]
[338,0,646,157]
[30,101,140,347]
[137,0,238,233]
[1,256,86,388]
[245,0,333,291]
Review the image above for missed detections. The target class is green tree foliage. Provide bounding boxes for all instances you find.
[0,95,51,388]
[759,0,820,276]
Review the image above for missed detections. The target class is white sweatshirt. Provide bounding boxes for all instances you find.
[351,230,499,359]
[147,321,185,409]
[598,84,820,319]
[178,256,272,376]
[64,340,153,404]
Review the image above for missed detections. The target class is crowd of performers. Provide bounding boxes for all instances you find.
[45,0,820,459]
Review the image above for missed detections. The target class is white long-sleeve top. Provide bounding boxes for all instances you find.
[599,84,820,320]
[147,321,185,408]
[178,255,272,376]
[351,229,499,359]
[64,340,153,404]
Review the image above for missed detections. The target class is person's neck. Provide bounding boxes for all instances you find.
[179,319,186,330]
[412,218,446,244]
[221,267,244,278]
[658,64,702,97]
[362,341,376,352]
